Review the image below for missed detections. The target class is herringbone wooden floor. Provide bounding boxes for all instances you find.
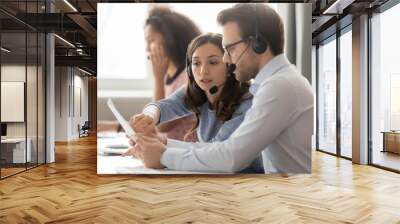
[1,135,400,223]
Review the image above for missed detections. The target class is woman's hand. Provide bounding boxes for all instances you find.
[149,43,169,81]
[129,114,157,135]
[129,113,167,145]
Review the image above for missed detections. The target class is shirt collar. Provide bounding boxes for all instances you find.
[249,54,291,95]
[249,82,259,95]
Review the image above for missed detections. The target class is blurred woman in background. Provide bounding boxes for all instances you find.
[143,6,201,141]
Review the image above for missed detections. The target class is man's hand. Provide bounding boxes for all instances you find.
[136,134,167,169]
[122,144,141,158]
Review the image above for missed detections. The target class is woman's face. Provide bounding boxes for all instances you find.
[191,43,227,93]
[144,25,165,55]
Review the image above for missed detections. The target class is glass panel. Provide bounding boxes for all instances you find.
[27,31,38,169]
[1,31,28,177]
[0,1,46,178]
[38,32,45,165]
[340,29,352,158]
[312,46,317,151]
[371,3,400,171]
[318,37,337,154]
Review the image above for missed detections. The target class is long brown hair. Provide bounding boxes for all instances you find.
[184,33,251,138]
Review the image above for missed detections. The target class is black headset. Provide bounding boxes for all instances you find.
[187,58,195,81]
[187,4,267,81]
[251,4,268,54]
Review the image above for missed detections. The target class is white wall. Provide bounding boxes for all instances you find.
[72,73,89,138]
[97,57,153,121]
[312,45,317,150]
[97,96,151,122]
[1,65,40,138]
[1,65,26,133]
[55,67,69,141]
[75,75,89,123]
[1,63,46,163]
[55,67,89,141]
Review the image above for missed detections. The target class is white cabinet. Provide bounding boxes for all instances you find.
[1,138,32,163]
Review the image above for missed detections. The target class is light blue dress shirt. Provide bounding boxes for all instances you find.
[160,54,314,174]
[148,86,252,142]
[146,85,264,173]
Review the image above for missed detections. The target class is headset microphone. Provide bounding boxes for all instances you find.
[209,86,219,94]
[208,63,237,95]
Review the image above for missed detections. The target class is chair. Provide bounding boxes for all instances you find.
[79,121,90,138]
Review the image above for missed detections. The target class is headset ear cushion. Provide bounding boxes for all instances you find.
[187,63,194,81]
[252,37,268,54]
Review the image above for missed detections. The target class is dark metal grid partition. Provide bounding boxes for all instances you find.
[0,0,47,180]
[0,20,2,179]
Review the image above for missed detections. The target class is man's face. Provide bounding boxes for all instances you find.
[221,22,258,82]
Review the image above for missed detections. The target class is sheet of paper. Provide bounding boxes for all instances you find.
[97,155,219,174]
[97,137,225,174]
[107,99,135,137]
[98,136,130,156]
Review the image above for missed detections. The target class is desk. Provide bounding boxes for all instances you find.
[382,131,400,154]
[97,134,221,174]
[1,138,31,163]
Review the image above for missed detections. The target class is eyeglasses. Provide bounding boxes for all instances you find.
[223,37,251,60]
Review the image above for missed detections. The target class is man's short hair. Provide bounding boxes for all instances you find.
[217,3,284,55]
